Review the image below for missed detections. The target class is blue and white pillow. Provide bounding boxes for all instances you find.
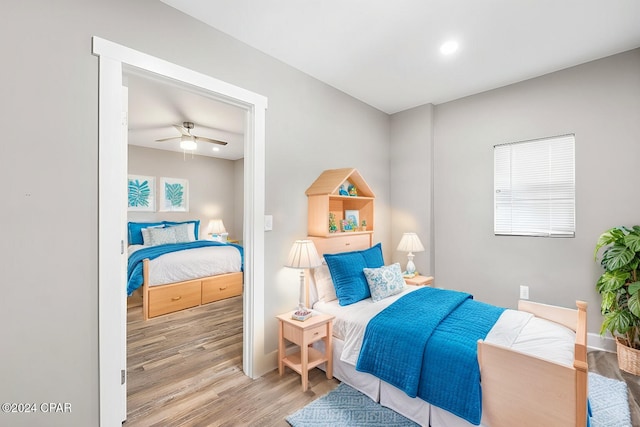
[363,263,405,302]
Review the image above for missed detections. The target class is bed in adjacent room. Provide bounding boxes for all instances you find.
[127,220,243,320]
[307,239,588,427]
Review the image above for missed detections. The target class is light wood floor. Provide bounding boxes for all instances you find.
[125,295,339,426]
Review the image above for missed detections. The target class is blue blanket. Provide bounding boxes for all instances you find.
[356,287,505,425]
[127,241,243,295]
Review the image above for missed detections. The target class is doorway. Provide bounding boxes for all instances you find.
[93,37,267,426]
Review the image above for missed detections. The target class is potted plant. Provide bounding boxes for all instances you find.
[594,225,640,374]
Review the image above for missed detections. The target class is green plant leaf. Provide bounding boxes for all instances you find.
[601,309,633,335]
[625,233,640,252]
[597,270,630,293]
[629,281,640,296]
[594,228,625,260]
[601,244,635,271]
[629,292,640,318]
[599,290,617,312]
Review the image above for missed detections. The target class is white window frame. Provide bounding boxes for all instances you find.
[494,134,575,237]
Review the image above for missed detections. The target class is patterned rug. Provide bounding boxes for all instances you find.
[589,372,631,427]
[286,374,630,427]
[286,383,418,426]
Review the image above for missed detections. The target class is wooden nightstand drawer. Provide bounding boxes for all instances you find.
[303,323,328,343]
[147,280,201,318]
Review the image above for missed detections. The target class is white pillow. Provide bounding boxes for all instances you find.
[186,222,196,241]
[141,224,165,246]
[313,262,337,303]
[363,263,405,302]
[148,226,178,245]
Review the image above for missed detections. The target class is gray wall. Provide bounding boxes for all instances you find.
[0,1,390,426]
[128,145,240,241]
[389,104,435,276]
[432,49,640,333]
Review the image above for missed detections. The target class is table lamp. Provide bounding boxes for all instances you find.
[397,232,425,277]
[208,219,228,242]
[285,240,322,320]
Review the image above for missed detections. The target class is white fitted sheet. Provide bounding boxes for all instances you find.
[128,244,242,286]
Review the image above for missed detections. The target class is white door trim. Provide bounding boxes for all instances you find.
[92,37,267,427]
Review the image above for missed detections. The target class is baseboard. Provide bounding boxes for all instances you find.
[587,333,616,353]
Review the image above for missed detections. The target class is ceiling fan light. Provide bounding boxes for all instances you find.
[180,135,197,150]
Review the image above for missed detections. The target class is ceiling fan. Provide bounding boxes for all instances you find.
[155,122,228,150]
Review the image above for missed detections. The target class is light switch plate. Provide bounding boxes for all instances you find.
[264,215,273,231]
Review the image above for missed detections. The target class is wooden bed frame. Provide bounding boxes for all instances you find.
[478,299,588,427]
[141,258,243,320]
[309,236,588,427]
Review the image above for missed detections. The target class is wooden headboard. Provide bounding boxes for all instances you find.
[308,234,371,257]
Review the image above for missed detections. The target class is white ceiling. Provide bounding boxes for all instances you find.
[126,72,246,160]
[161,0,640,114]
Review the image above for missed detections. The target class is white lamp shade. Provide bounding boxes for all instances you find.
[180,134,197,150]
[208,219,226,235]
[396,232,425,253]
[285,240,322,269]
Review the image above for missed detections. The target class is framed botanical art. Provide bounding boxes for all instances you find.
[127,175,155,212]
[159,177,189,212]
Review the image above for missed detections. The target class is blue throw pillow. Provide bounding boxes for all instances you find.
[128,221,164,245]
[324,243,384,306]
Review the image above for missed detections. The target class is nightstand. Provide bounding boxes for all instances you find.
[405,275,434,286]
[276,312,334,391]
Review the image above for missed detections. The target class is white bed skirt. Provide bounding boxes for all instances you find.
[315,338,501,427]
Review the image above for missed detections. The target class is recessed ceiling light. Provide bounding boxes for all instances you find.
[212,147,220,152]
[440,40,459,55]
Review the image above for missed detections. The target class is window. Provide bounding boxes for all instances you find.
[494,134,575,237]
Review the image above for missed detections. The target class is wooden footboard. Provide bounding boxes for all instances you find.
[478,300,588,427]
[142,258,243,320]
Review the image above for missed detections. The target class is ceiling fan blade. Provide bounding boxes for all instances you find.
[173,124,189,135]
[195,136,228,146]
[155,136,179,142]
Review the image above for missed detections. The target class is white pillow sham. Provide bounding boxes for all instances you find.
[313,262,337,303]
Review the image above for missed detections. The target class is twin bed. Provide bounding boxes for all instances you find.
[126,220,243,320]
[306,238,588,427]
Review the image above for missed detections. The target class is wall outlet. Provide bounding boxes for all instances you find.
[519,285,530,300]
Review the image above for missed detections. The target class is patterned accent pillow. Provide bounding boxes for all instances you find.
[363,263,405,302]
[169,223,191,243]
[148,226,178,245]
[141,225,165,246]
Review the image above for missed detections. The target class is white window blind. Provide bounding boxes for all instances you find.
[494,134,575,237]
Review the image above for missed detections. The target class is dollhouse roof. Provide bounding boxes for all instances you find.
[305,168,375,197]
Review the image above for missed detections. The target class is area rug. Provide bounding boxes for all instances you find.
[286,383,418,426]
[589,372,631,427]
[286,374,630,427]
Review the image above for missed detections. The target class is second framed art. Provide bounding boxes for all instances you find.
[159,177,189,212]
